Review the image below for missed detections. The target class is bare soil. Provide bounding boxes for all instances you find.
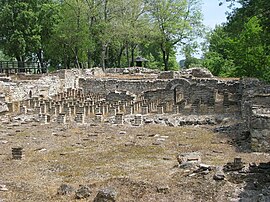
[0,119,269,201]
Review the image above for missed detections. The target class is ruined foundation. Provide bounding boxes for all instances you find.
[0,68,269,151]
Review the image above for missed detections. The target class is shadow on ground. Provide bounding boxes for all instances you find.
[214,122,252,153]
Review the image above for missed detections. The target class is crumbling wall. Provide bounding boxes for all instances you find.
[143,89,174,103]
[0,93,8,113]
[106,91,136,102]
[158,71,179,79]
[240,78,270,121]
[239,78,270,152]
[1,69,270,153]
[10,76,63,101]
[79,78,168,95]
[190,84,216,105]
[0,75,63,102]
[249,107,270,152]
[0,70,84,102]
[64,69,82,89]
[106,67,159,74]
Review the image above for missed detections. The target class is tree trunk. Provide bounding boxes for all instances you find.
[63,44,67,69]
[37,49,46,73]
[75,0,81,69]
[87,50,92,68]
[16,56,25,73]
[166,52,169,70]
[101,43,107,70]
[74,47,80,68]
[117,45,125,67]
[162,48,169,71]
[130,44,137,67]
[126,43,129,67]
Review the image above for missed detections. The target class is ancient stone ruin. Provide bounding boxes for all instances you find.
[0,67,269,152]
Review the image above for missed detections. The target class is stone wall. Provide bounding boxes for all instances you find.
[239,78,270,152]
[158,71,179,79]
[64,69,82,89]
[8,76,63,101]
[240,78,270,121]
[106,91,136,102]
[105,67,159,74]
[143,89,173,103]
[0,93,8,113]
[249,106,270,152]
[79,78,168,95]
[0,70,83,102]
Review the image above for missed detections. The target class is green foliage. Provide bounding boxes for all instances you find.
[0,0,59,63]
[0,0,203,71]
[203,1,270,82]
[0,2,40,60]
[232,16,269,78]
[0,50,12,61]
[48,0,91,67]
[182,42,202,69]
[148,0,203,70]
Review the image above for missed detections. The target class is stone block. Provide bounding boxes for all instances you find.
[133,114,142,126]
[94,188,117,202]
[57,113,66,124]
[95,113,103,123]
[177,152,201,165]
[115,113,123,125]
[157,105,164,114]
[141,105,149,115]
[75,113,85,124]
[12,147,23,160]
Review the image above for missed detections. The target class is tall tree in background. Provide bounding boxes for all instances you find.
[148,0,203,70]
[0,0,203,71]
[49,0,91,68]
[0,0,59,72]
[203,0,270,81]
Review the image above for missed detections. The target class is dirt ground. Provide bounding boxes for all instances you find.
[0,116,270,202]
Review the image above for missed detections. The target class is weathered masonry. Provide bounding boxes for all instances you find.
[0,68,269,152]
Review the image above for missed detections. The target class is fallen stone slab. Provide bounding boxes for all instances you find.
[75,185,91,199]
[0,184,8,191]
[57,184,74,195]
[94,187,117,202]
[177,152,201,166]
[213,170,225,180]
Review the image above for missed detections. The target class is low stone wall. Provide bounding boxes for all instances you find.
[144,89,173,103]
[158,71,179,79]
[105,67,159,74]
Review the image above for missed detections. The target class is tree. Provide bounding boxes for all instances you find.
[182,42,202,68]
[0,1,40,71]
[203,1,270,81]
[0,0,59,72]
[49,0,91,68]
[202,25,235,76]
[147,0,203,70]
[38,2,60,71]
[232,16,270,79]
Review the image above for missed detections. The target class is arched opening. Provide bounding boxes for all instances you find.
[173,85,185,105]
